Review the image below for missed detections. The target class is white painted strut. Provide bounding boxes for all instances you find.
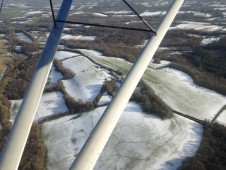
[0,0,73,169]
[70,0,184,169]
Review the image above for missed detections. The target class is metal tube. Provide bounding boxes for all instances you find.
[0,0,73,169]
[70,0,184,169]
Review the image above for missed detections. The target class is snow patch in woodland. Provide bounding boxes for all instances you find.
[61,34,96,41]
[170,21,223,32]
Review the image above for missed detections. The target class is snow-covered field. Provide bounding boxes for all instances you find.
[46,65,63,88]
[178,11,212,18]
[42,102,203,170]
[201,36,220,45]
[61,55,111,103]
[149,60,171,69]
[10,91,68,123]
[25,11,43,16]
[16,33,32,43]
[105,11,132,14]
[170,21,223,32]
[92,13,108,17]
[77,49,226,121]
[54,51,80,60]
[140,11,166,17]
[77,49,132,75]
[143,68,226,121]
[61,34,96,41]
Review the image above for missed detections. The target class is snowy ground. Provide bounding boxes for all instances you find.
[42,102,203,170]
[46,65,63,88]
[16,33,32,43]
[140,11,166,17]
[149,60,171,69]
[178,11,212,18]
[77,49,226,121]
[201,36,220,45]
[61,55,111,103]
[10,91,68,123]
[135,39,148,48]
[54,51,81,60]
[61,34,96,41]
[77,49,131,75]
[170,21,223,32]
[92,13,108,17]
[143,68,226,121]
[216,109,226,125]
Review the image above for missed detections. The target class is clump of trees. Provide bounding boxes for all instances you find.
[53,59,75,79]
[0,53,46,169]
[180,123,226,170]
[131,81,173,119]
[61,39,140,63]
[19,124,47,170]
[0,94,11,152]
[1,54,39,99]
[103,78,118,96]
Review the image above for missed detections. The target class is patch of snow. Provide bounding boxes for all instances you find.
[105,11,132,14]
[193,11,212,17]
[57,45,66,50]
[15,46,22,52]
[69,11,85,16]
[136,2,152,7]
[78,49,226,121]
[10,92,68,123]
[61,56,111,102]
[201,36,220,45]
[98,92,112,105]
[25,11,43,15]
[61,34,96,41]
[113,15,137,17]
[178,11,212,17]
[157,47,170,51]
[135,39,148,48]
[46,65,63,88]
[214,7,226,11]
[63,28,71,31]
[92,13,108,17]
[216,109,226,125]
[77,49,131,75]
[170,21,223,32]
[16,33,32,43]
[12,16,25,20]
[149,60,171,69]
[42,102,203,170]
[12,20,32,24]
[143,68,226,121]
[125,20,142,25]
[140,11,166,17]
[54,51,80,60]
